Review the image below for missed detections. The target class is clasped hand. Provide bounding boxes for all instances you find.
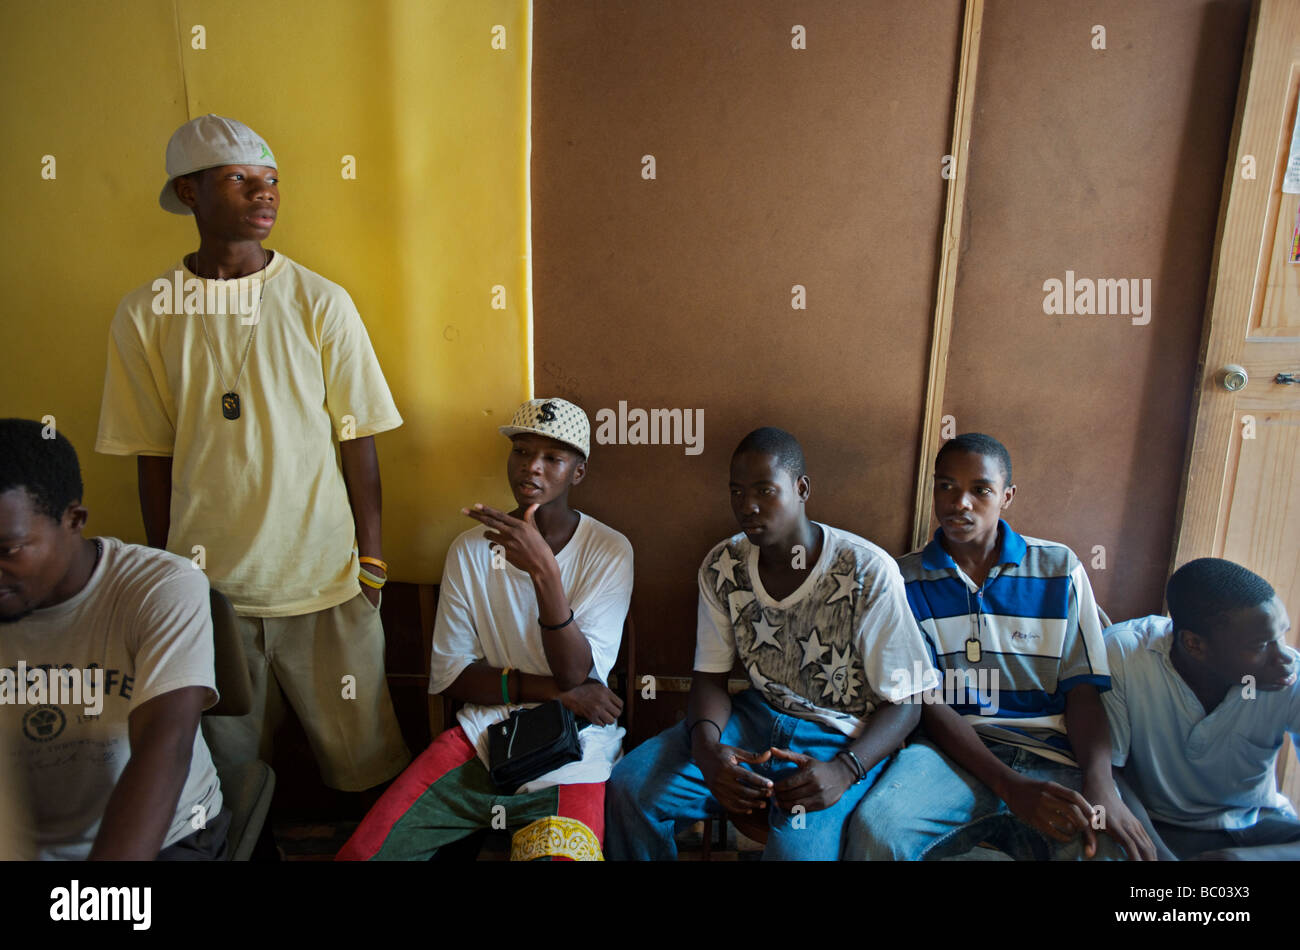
[697,744,855,815]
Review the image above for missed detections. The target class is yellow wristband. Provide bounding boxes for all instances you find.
[359,570,386,589]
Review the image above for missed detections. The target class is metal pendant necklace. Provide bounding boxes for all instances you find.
[964,572,998,663]
[965,594,983,663]
[194,249,269,420]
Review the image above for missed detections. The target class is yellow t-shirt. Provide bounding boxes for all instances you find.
[95,252,402,616]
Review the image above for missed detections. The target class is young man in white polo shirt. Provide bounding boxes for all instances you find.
[95,115,409,795]
[338,399,633,861]
[0,419,225,859]
[1103,558,1300,860]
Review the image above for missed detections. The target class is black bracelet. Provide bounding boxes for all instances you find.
[538,608,575,631]
[688,719,723,741]
[837,750,866,783]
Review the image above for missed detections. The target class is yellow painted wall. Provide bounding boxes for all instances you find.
[1,0,532,582]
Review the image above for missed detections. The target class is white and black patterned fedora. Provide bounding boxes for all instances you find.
[498,398,590,458]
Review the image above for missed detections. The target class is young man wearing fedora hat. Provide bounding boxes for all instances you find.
[95,114,410,798]
[337,398,633,861]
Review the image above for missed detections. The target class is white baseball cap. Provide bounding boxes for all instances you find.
[159,114,277,215]
[498,398,591,458]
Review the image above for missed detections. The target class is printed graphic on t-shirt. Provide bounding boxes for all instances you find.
[5,661,131,772]
[707,542,869,727]
[23,706,66,742]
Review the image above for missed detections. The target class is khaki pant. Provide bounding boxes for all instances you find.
[202,591,411,792]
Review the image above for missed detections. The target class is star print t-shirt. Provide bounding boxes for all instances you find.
[694,523,939,737]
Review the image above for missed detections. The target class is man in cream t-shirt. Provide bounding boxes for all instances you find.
[95,115,409,796]
[0,420,223,859]
[338,398,633,861]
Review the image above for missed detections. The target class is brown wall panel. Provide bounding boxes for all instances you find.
[533,1,1250,744]
[943,0,1250,622]
[533,1,964,736]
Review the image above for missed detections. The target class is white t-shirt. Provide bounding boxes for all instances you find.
[0,538,222,859]
[95,252,403,617]
[428,512,633,791]
[694,522,939,737]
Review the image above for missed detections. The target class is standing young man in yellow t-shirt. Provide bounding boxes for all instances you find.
[95,114,410,795]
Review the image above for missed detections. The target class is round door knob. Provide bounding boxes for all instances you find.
[1221,364,1248,392]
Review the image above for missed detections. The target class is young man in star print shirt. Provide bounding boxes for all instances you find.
[846,433,1155,861]
[605,427,938,860]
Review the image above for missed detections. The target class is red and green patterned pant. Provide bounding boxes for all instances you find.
[336,725,605,861]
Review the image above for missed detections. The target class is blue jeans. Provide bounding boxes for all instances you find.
[605,690,887,860]
[846,736,1128,860]
[1152,809,1300,860]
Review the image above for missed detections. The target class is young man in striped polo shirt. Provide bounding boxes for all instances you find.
[847,433,1155,861]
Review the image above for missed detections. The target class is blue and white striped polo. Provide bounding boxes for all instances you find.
[897,520,1110,765]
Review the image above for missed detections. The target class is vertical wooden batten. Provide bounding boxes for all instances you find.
[911,0,984,552]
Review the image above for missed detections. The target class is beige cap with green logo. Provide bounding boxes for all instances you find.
[159,114,277,215]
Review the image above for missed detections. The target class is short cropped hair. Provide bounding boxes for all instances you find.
[936,432,1012,485]
[1167,558,1275,638]
[0,419,84,522]
[733,427,806,481]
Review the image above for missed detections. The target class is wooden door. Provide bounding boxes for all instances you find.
[1174,0,1300,802]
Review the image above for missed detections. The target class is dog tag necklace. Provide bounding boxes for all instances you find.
[195,249,268,420]
[965,589,983,662]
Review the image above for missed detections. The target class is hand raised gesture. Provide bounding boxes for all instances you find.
[463,503,556,579]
